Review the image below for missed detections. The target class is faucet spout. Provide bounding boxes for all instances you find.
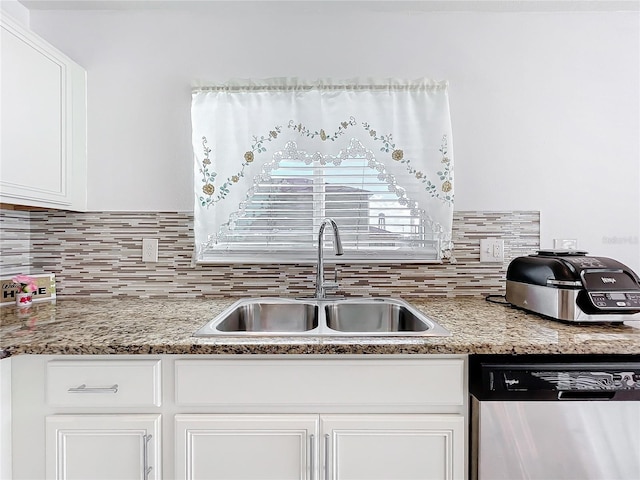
[315,218,343,299]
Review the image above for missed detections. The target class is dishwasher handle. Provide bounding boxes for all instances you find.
[558,390,616,401]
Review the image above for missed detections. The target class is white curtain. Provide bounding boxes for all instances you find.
[192,78,455,263]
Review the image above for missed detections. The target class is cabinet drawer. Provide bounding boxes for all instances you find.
[46,359,161,407]
[175,358,464,409]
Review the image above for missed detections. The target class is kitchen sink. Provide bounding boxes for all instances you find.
[325,298,439,333]
[194,298,319,335]
[193,297,450,337]
[214,301,318,333]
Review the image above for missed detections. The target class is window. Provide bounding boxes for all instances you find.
[192,79,455,263]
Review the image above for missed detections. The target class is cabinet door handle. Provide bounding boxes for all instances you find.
[309,434,315,480]
[324,434,330,480]
[143,433,153,480]
[67,384,119,394]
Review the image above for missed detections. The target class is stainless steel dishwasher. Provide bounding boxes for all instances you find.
[470,354,640,480]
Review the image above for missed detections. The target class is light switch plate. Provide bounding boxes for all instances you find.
[480,238,504,263]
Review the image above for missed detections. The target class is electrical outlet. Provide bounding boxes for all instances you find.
[554,238,578,250]
[142,238,158,262]
[480,238,504,263]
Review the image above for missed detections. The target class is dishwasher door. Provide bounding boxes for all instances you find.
[469,354,640,480]
[472,398,640,480]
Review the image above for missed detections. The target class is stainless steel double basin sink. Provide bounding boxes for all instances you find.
[194,297,450,337]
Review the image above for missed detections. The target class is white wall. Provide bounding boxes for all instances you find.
[0,0,29,26]
[27,4,640,270]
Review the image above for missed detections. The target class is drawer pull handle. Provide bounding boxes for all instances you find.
[67,384,119,394]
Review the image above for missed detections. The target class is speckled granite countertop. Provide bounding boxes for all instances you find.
[1,297,639,357]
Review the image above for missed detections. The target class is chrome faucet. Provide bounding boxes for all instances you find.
[315,218,344,298]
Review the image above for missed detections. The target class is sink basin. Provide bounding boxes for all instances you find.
[194,297,450,337]
[194,298,319,336]
[325,298,439,334]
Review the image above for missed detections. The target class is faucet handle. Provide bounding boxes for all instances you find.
[323,281,340,292]
[323,267,340,292]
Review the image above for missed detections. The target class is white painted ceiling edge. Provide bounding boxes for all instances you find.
[16,0,640,13]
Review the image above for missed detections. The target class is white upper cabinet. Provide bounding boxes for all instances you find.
[0,13,87,211]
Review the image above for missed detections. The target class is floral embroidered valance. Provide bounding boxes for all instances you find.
[191,78,455,263]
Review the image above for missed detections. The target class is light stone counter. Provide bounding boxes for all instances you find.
[1,297,639,357]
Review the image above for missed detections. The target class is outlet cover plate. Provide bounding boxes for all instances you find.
[480,238,504,263]
[554,238,578,250]
[142,238,158,262]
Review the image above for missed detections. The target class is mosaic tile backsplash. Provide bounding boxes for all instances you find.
[1,210,539,298]
[0,209,32,276]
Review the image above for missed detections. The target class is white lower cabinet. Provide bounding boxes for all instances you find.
[46,414,161,480]
[175,413,464,480]
[323,414,464,480]
[10,356,163,480]
[175,414,318,480]
[8,354,467,480]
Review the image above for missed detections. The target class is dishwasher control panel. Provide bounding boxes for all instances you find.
[493,369,640,392]
[470,355,640,401]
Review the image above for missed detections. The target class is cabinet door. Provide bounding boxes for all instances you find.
[321,414,465,480]
[0,14,86,210]
[175,414,319,480]
[46,414,161,480]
